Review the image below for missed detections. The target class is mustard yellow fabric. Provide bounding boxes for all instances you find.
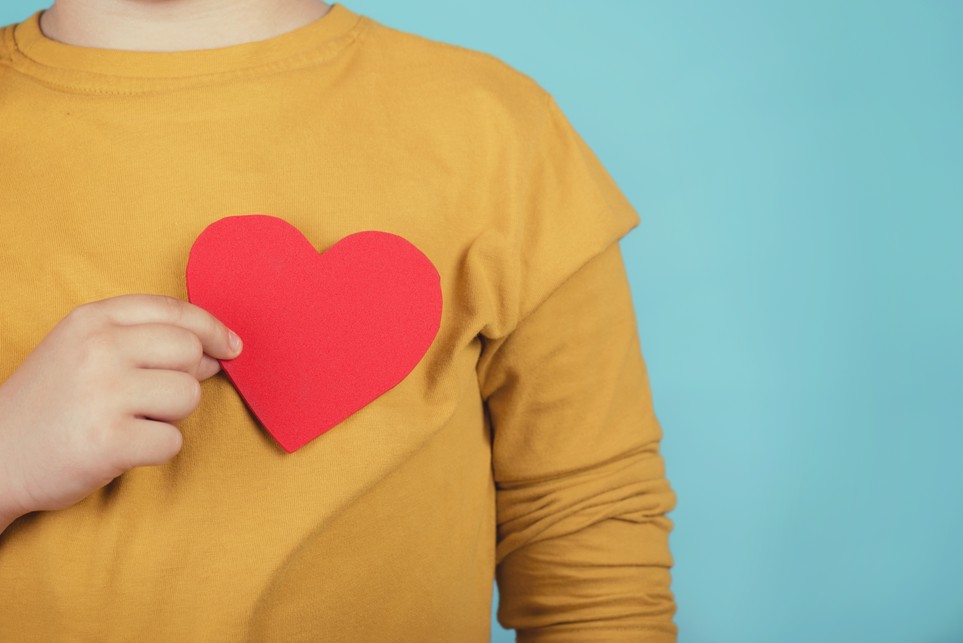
[0,4,677,640]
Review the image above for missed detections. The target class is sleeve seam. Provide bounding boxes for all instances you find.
[504,88,560,334]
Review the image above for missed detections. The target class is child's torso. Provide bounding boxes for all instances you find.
[0,8,538,637]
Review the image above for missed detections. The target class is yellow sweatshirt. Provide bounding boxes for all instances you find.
[0,3,677,641]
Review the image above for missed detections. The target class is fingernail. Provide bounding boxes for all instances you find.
[229,330,242,353]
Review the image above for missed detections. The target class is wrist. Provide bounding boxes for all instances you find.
[0,389,27,531]
[0,486,28,532]
[0,463,28,531]
[0,491,25,533]
[0,508,18,534]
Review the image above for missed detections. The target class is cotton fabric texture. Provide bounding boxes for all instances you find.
[0,3,677,640]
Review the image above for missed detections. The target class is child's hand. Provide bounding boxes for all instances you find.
[0,294,242,525]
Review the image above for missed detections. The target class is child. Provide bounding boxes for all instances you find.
[0,1,678,640]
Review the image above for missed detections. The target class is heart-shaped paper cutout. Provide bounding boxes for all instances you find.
[185,214,443,453]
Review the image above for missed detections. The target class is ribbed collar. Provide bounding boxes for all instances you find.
[4,3,368,93]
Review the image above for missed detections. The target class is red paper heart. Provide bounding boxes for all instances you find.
[185,215,443,453]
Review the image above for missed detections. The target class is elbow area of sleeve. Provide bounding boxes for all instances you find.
[495,446,678,641]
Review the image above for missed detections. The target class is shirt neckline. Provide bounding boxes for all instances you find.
[4,2,368,94]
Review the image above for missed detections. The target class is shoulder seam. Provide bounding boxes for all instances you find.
[363,19,549,97]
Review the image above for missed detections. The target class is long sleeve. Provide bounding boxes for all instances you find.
[478,240,678,642]
[475,91,677,641]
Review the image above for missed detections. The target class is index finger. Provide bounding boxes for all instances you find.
[81,293,243,361]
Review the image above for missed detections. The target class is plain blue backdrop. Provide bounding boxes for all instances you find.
[2,2,961,642]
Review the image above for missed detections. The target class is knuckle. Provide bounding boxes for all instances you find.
[77,328,117,367]
[166,426,184,455]
[203,314,223,346]
[183,329,204,361]
[210,323,226,344]
[158,294,184,320]
[85,418,124,466]
[64,301,97,329]
[179,373,202,409]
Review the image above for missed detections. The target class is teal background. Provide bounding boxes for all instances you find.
[3,2,961,641]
